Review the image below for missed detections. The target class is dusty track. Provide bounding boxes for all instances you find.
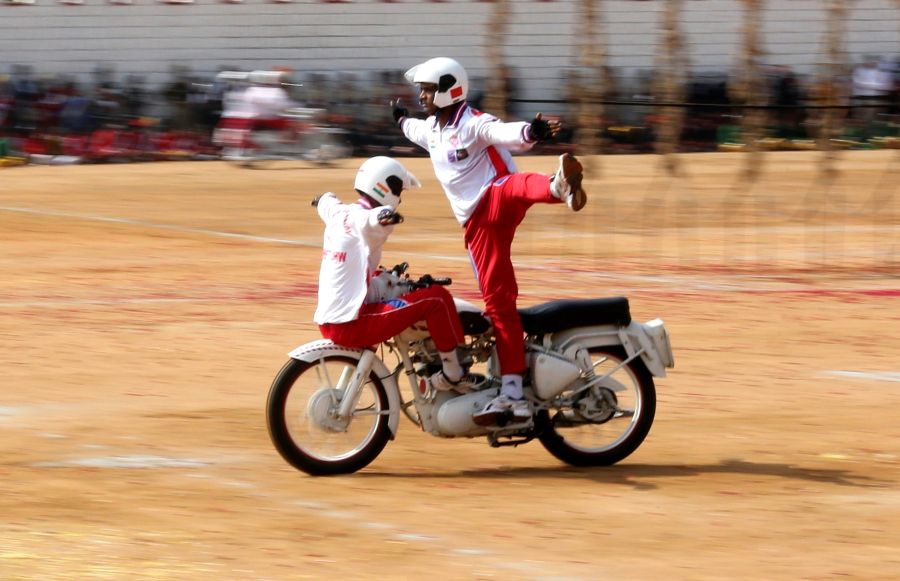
[2,152,899,580]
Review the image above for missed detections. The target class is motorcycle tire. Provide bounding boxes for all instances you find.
[538,346,656,467]
[267,356,392,476]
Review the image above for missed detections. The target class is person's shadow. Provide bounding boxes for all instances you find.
[356,458,883,490]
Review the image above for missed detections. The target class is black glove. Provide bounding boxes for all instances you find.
[390,262,410,276]
[391,99,409,124]
[529,113,553,141]
[377,208,404,225]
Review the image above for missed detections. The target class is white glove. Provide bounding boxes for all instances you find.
[365,270,408,304]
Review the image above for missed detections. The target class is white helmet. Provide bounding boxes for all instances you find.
[354,157,421,208]
[404,57,468,109]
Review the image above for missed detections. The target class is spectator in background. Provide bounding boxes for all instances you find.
[122,74,147,120]
[10,65,40,136]
[770,65,806,139]
[0,75,12,134]
[164,65,192,130]
[851,55,894,137]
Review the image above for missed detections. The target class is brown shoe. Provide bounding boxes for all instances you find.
[551,153,587,212]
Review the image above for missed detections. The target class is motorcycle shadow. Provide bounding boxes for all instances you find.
[357,459,882,490]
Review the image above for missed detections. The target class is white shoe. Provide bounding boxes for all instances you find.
[550,153,587,212]
[430,371,482,393]
[472,394,532,426]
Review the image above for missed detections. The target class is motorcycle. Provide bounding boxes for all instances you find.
[266,263,674,476]
[215,107,351,168]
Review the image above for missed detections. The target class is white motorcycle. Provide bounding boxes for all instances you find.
[216,107,351,168]
[267,264,674,476]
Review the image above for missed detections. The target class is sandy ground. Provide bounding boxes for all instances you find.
[1,150,899,580]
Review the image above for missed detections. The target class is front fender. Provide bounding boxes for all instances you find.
[288,339,401,438]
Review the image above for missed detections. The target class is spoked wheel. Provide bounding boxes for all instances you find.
[538,346,656,467]
[266,356,392,476]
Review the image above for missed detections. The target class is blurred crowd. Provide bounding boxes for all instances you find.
[1,56,898,164]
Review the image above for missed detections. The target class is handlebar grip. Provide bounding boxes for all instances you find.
[432,277,452,286]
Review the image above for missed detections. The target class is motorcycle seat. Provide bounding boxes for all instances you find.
[518,297,631,335]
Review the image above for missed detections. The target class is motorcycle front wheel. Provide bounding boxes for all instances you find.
[267,356,392,476]
[538,346,656,467]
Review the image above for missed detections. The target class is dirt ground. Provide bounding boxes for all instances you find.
[1,150,899,580]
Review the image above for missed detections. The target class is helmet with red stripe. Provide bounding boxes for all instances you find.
[404,57,468,109]
[354,156,421,208]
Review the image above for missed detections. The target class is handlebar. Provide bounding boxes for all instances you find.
[380,263,451,291]
[409,274,452,289]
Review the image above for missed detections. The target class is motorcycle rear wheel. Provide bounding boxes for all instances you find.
[538,346,656,467]
[267,356,392,476]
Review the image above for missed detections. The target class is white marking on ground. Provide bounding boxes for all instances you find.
[825,370,900,382]
[293,500,327,510]
[361,522,392,530]
[5,204,894,266]
[223,480,256,489]
[0,406,20,416]
[0,297,212,309]
[4,205,894,307]
[0,205,321,248]
[452,548,491,556]
[537,224,900,236]
[32,455,209,469]
[394,533,438,542]
[264,487,535,570]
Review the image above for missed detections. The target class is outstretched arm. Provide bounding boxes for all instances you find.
[392,100,429,149]
[475,112,561,152]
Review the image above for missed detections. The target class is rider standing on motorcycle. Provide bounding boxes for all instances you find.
[243,70,296,132]
[392,57,588,426]
[314,156,478,392]
[214,70,296,148]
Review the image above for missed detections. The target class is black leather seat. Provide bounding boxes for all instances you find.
[517,297,631,335]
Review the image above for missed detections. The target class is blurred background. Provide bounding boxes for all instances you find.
[0,0,897,164]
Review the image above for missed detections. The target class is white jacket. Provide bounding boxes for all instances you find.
[313,193,395,325]
[401,102,536,225]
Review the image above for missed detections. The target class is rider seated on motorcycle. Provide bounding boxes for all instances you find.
[313,156,479,393]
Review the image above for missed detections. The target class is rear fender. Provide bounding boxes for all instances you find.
[288,340,401,437]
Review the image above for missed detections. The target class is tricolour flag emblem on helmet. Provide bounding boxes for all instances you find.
[372,182,390,199]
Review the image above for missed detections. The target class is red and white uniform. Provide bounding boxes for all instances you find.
[217,85,294,134]
[314,193,464,351]
[400,102,536,225]
[243,85,294,120]
[401,102,561,375]
[314,192,392,325]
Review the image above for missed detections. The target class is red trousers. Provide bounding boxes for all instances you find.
[464,172,560,375]
[319,285,464,352]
